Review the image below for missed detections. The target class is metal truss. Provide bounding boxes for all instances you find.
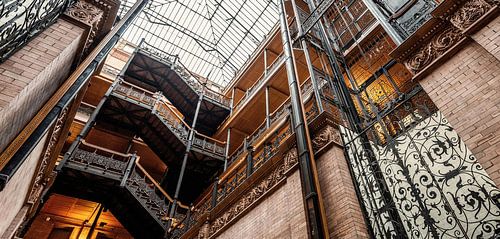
[117,0,280,89]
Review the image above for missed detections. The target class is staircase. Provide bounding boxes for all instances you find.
[123,42,231,135]
[57,140,192,238]
[96,79,226,200]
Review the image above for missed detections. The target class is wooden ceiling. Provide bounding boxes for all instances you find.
[39,194,132,238]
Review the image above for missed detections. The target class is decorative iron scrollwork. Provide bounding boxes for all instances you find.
[0,0,73,62]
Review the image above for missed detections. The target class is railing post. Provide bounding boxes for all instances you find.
[211,177,219,209]
[224,127,231,171]
[265,86,271,129]
[245,145,254,177]
[230,87,235,115]
[151,92,161,114]
[120,152,137,187]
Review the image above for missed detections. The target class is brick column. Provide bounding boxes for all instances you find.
[313,125,370,239]
[419,41,500,186]
[0,19,85,153]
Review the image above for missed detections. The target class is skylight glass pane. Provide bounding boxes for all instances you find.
[118,0,279,89]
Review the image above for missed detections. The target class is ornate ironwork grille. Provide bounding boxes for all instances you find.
[0,0,73,62]
[332,28,500,239]
[323,0,376,50]
[370,0,439,39]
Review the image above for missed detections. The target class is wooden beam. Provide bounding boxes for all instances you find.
[269,86,288,98]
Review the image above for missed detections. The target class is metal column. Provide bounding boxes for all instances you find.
[166,94,204,230]
[56,79,120,171]
[278,1,328,238]
[224,127,231,171]
[289,0,324,113]
[265,86,271,129]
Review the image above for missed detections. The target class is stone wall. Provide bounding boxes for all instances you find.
[0,19,84,153]
[419,15,500,186]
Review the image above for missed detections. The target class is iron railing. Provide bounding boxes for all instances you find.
[227,69,330,167]
[168,75,340,237]
[111,79,227,158]
[64,139,190,230]
[231,53,286,114]
[0,0,73,62]
[138,42,231,108]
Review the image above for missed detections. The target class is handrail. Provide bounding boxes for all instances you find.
[112,79,226,151]
[117,78,157,95]
[74,139,190,209]
[232,53,286,113]
[80,140,133,158]
[134,156,189,209]
[226,76,314,163]
[139,42,231,107]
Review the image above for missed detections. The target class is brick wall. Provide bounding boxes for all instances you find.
[0,133,49,236]
[317,143,369,239]
[419,15,500,186]
[216,169,308,239]
[0,19,84,153]
[471,15,500,61]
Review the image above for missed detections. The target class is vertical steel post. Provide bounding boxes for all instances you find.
[278,1,328,238]
[230,87,235,115]
[120,153,137,187]
[224,127,231,171]
[245,145,254,177]
[167,94,204,230]
[289,0,324,113]
[265,86,271,129]
[211,177,219,208]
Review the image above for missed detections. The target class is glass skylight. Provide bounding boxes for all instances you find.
[118,0,279,89]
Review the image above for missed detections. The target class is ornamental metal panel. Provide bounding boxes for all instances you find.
[342,110,500,238]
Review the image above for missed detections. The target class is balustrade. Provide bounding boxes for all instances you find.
[138,42,231,108]
[64,140,189,230]
[0,0,72,62]
[110,79,227,158]
[232,53,286,114]
[169,84,341,237]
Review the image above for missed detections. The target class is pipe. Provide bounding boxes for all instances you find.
[278,1,328,238]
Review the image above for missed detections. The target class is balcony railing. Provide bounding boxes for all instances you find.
[169,92,339,238]
[0,0,72,62]
[112,79,226,159]
[227,69,330,167]
[138,42,231,108]
[64,140,190,230]
[231,53,286,114]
